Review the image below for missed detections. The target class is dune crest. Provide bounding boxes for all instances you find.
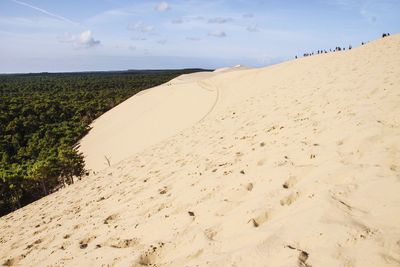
[1,35,400,267]
[78,64,252,172]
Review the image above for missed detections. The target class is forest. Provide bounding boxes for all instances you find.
[0,69,207,216]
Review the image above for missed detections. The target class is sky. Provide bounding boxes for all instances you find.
[0,0,399,73]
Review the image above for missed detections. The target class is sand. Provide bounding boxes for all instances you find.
[1,35,400,266]
[78,66,251,172]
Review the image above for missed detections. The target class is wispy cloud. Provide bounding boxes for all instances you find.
[331,0,365,9]
[131,37,147,41]
[193,16,205,21]
[208,30,226,38]
[331,0,394,23]
[246,25,261,32]
[85,8,138,25]
[155,1,170,12]
[358,1,396,23]
[10,0,78,26]
[243,13,254,18]
[186,37,201,41]
[128,22,154,33]
[171,18,183,24]
[208,17,233,24]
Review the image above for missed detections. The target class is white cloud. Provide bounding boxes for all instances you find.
[208,17,232,24]
[193,16,205,21]
[243,13,254,18]
[77,31,100,47]
[208,30,226,38]
[186,37,201,41]
[247,25,261,32]
[61,30,100,48]
[155,1,170,12]
[171,18,183,24]
[131,37,147,41]
[128,22,154,33]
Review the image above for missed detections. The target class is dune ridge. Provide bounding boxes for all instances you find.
[1,35,400,266]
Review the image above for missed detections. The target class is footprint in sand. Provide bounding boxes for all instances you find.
[60,239,73,250]
[280,192,300,206]
[104,214,119,224]
[283,176,297,189]
[204,227,219,241]
[245,183,254,191]
[102,237,139,249]
[286,245,312,267]
[257,159,266,166]
[249,212,270,227]
[25,238,42,250]
[2,255,25,266]
[298,250,311,267]
[159,186,168,195]
[137,242,165,266]
[79,236,96,249]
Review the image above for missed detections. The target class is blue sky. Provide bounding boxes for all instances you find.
[0,0,399,73]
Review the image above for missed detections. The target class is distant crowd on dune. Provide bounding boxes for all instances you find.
[295,33,391,59]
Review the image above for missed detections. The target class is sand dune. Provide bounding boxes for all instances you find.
[79,65,250,172]
[1,35,400,266]
[78,73,217,171]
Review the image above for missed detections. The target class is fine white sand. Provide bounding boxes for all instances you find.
[1,35,400,267]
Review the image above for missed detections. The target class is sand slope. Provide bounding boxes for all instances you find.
[78,70,217,171]
[1,35,400,267]
[79,65,252,172]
